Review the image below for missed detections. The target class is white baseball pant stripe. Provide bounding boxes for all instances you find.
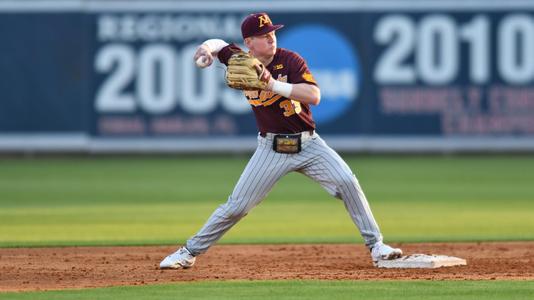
[186,132,383,255]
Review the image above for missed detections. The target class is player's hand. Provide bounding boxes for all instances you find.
[193,44,214,68]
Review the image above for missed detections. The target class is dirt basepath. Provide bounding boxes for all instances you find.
[1,242,533,292]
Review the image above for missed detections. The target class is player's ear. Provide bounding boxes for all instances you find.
[244,37,253,49]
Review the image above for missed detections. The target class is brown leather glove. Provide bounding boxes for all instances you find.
[225,51,271,91]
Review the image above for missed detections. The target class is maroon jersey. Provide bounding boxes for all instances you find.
[218,44,317,134]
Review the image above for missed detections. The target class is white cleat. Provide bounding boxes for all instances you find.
[371,241,403,266]
[159,247,196,269]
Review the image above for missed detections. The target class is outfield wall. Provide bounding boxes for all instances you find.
[1,0,534,153]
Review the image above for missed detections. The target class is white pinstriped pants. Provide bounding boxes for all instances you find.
[186,132,383,255]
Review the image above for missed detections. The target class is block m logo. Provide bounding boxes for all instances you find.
[258,15,272,28]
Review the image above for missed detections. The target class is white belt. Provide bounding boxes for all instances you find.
[259,130,315,139]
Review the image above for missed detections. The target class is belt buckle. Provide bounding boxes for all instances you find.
[273,133,301,154]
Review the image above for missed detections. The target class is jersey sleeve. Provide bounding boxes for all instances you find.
[288,52,318,86]
[217,44,243,66]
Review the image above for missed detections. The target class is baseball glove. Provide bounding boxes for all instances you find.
[225,51,270,90]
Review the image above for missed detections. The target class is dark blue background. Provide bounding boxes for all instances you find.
[1,10,532,137]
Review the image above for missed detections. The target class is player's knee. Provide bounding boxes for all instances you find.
[334,175,359,196]
[337,174,357,188]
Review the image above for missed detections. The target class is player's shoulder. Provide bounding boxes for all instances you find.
[276,48,298,57]
[276,48,306,63]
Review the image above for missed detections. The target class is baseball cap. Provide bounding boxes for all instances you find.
[241,12,284,39]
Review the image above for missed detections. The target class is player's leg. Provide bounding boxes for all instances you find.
[296,135,383,247]
[296,135,402,263]
[185,138,291,256]
[161,139,291,269]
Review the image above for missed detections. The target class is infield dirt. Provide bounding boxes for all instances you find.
[1,242,533,292]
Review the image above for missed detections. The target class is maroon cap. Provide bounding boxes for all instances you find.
[241,12,284,39]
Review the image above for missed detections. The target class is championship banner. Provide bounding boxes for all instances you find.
[1,1,533,151]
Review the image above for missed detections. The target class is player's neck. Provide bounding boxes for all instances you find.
[252,52,274,67]
[258,56,273,67]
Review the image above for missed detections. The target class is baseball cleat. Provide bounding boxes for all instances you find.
[370,241,403,265]
[159,247,196,269]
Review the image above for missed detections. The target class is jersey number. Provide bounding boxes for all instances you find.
[280,100,302,117]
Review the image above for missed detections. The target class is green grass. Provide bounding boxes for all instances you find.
[1,155,534,246]
[2,280,534,299]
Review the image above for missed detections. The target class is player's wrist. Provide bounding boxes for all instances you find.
[271,80,293,98]
[202,39,229,54]
[267,78,275,90]
[199,44,211,54]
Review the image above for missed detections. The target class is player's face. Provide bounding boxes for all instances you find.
[247,31,277,58]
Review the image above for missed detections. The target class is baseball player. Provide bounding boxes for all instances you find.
[160,12,402,269]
